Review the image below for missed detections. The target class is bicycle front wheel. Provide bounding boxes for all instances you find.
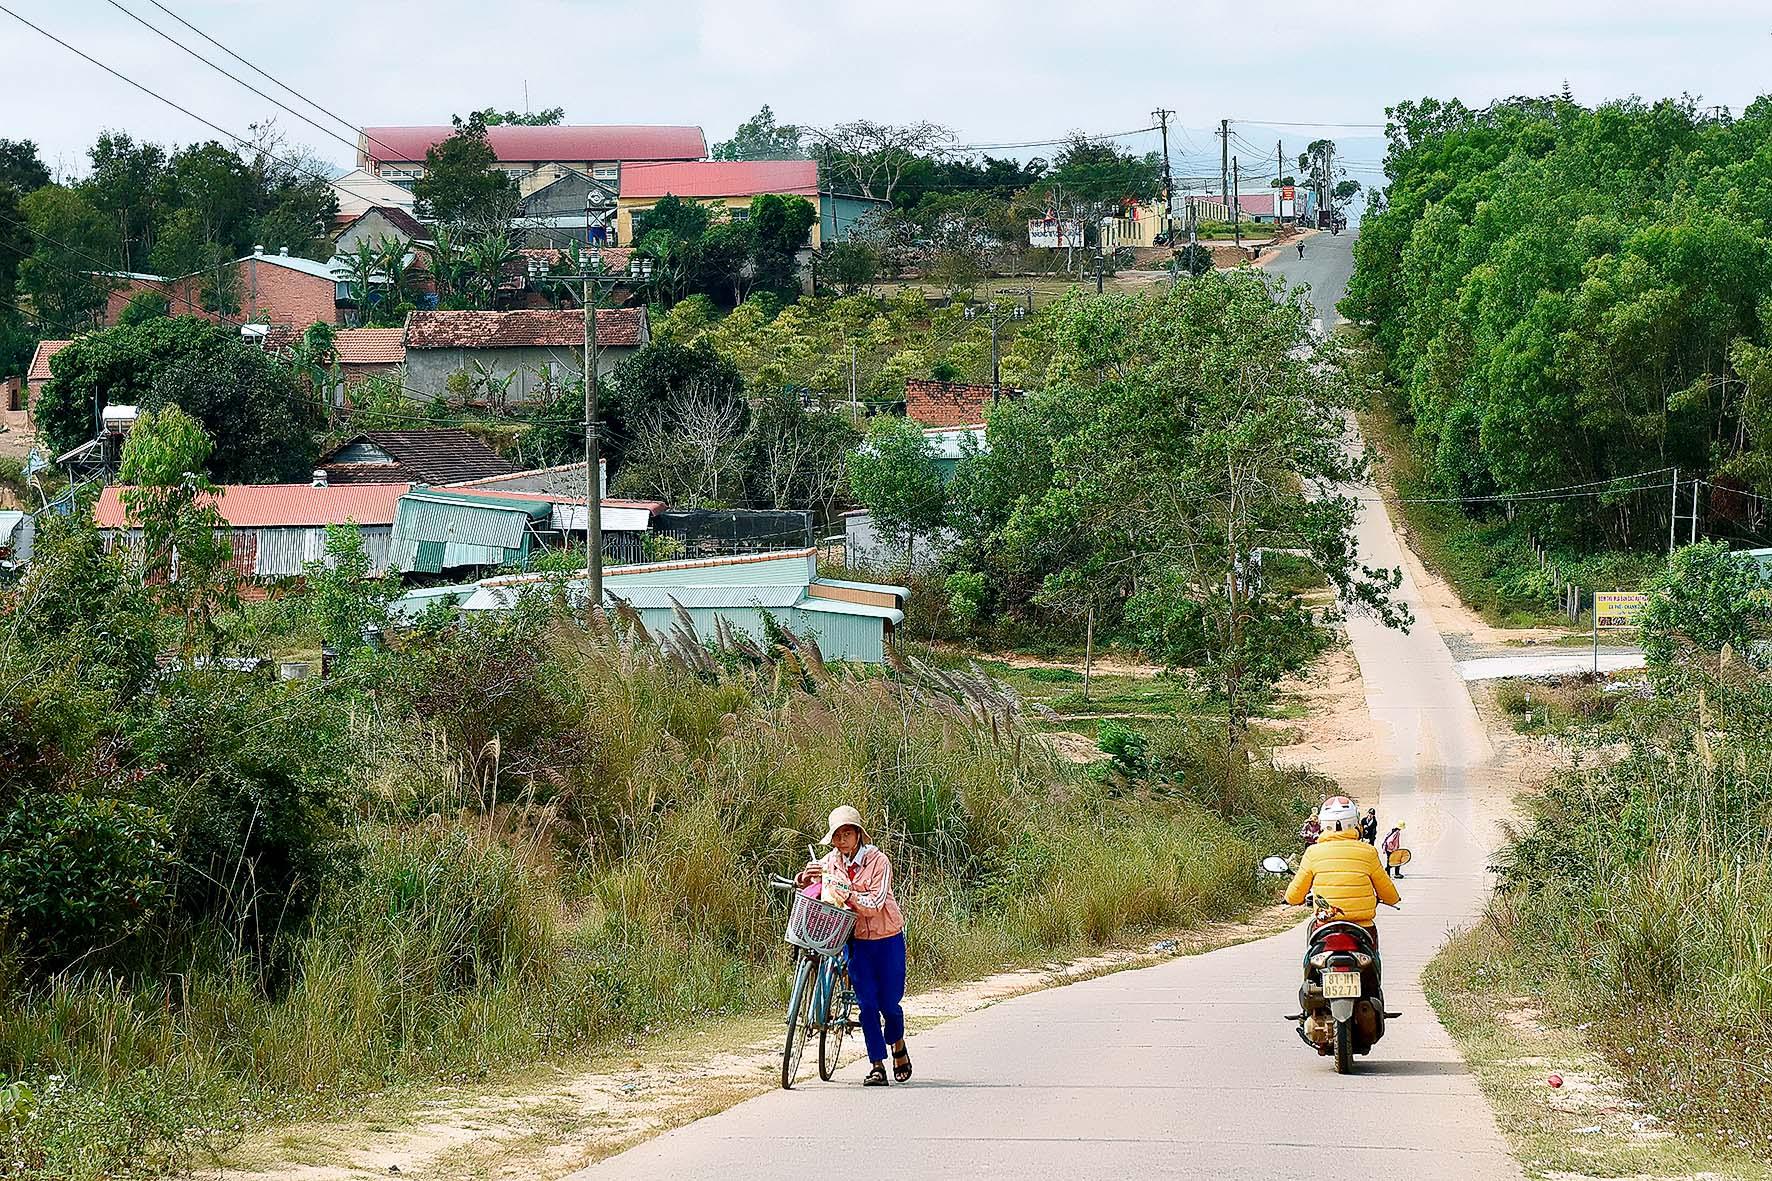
[781,953,816,1089]
[818,963,851,1081]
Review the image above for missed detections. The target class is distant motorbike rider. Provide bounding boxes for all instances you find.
[1286,797,1400,945]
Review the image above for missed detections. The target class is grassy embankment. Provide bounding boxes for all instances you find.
[1358,394,1661,630]
[1428,652,1772,1175]
[2,601,1317,1179]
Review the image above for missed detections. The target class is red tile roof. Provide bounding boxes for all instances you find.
[362,125,706,167]
[620,160,818,200]
[904,379,1016,429]
[27,339,72,384]
[405,308,648,350]
[95,482,409,529]
[333,328,406,366]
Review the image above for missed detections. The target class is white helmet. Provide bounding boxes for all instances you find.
[1318,796,1360,833]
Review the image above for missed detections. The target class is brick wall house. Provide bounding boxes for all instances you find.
[402,308,649,403]
[104,248,346,331]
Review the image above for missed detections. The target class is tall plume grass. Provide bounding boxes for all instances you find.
[0,601,1311,1178]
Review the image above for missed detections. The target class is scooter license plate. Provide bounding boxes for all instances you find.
[1322,970,1362,999]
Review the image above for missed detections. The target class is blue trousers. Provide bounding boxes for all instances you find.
[848,931,906,1064]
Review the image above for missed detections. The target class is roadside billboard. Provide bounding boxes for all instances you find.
[1029,218,1085,249]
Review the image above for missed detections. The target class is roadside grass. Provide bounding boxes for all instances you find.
[1427,917,1771,1180]
[1457,655,1772,1174]
[1491,677,1621,736]
[1358,397,1662,630]
[2,613,1318,1180]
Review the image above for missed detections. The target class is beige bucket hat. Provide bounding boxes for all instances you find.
[820,805,871,846]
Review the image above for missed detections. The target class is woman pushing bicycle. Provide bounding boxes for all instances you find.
[798,805,912,1086]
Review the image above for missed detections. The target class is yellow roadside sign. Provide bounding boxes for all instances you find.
[1594,591,1648,630]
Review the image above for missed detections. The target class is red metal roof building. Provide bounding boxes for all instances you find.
[358,125,706,187]
[618,160,818,200]
[95,481,409,530]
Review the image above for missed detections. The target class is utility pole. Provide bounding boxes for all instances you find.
[548,192,637,611]
[1691,477,1700,545]
[1154,107,1175,241]
[1232,157,1242,250]
[1323,141,1334,224]
[1277,140,1285,223]
[1218,118,1230,207]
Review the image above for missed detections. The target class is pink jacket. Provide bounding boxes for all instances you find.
[819,844,904,940]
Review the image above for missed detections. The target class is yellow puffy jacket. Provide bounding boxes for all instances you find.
[1285,828,1400,924]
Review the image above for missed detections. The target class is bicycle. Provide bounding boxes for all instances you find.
[768,875,858,1088]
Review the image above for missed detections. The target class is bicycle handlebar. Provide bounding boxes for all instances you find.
[768,875,799,891]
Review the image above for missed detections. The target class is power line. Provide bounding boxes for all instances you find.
[0,3,398,217]
[99,0,365,159]
[1232,119,1387,130]
[138,0,402,164]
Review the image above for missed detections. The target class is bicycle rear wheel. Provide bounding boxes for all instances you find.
[818,963,852,1081]
[781,953,816,1089]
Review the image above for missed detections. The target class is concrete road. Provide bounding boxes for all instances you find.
[1258,228,1359,330]
[574,234,1521,1180]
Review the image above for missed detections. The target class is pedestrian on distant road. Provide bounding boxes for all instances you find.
[799,806,911,1086]
[1296,240,1305,259]
[1360,807,1379,844]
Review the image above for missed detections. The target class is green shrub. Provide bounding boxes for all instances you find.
[0,794,171,970]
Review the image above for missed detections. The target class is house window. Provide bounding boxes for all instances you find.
[592,165,618,181]
[380,165,423,179]
[727,208,751,222]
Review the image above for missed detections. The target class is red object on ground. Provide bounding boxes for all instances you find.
[1548,1073,1563,1088]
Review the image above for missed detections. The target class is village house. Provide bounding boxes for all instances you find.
[390,548,907,664]
[357,125,706,198]
[616,160,885,249]
[330,167,420,226]
[903,377,1019,430]
[329,328,408,387]
[24,338,71,409]
[332,205,432,257]
[104,246,353,331]
[318,429,514,486]
[401,308,649,402]
[94,478,408,583]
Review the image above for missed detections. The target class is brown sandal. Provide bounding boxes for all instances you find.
[892,1042,912,1082]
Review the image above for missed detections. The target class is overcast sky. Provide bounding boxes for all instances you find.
[4,0,1769,183]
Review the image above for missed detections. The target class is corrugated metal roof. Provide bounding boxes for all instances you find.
[797,597,904,624]
[604,585,804,610]
[362,125,707,166]
[94,482,409,529]
[813,577,911,600]
[621,160,819,200]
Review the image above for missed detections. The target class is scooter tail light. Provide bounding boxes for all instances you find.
[1322,933,1359,952]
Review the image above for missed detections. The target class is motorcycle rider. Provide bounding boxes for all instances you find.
[1285,796,1400,946]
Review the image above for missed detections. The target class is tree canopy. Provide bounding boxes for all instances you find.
[1345,94,1772,549]
[713,106,806,161]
